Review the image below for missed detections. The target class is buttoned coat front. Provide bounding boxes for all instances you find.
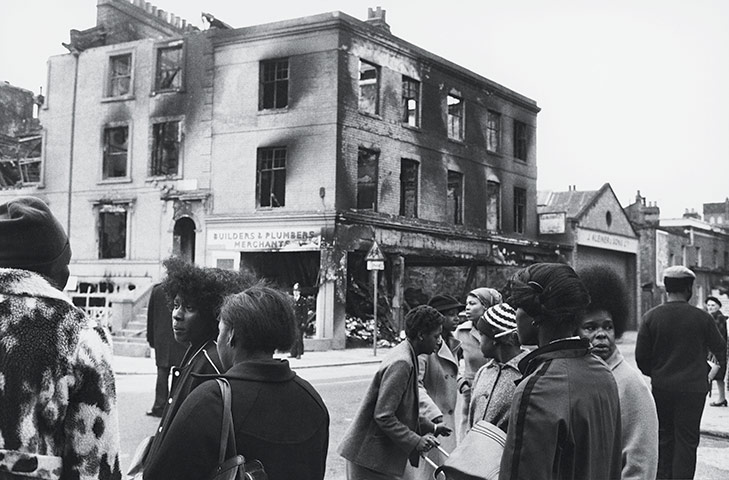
[339,340,436,477]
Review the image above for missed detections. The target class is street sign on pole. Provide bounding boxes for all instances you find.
[366,241,385,356]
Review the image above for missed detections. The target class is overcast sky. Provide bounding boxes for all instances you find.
[2,0,727,219]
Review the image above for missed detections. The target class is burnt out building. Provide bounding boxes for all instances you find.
[18,0,561,349]
[0,82,43,189]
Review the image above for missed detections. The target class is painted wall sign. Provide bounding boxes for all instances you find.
[539,212,566,234]
[576,227,638,253]
[207,226,322,251]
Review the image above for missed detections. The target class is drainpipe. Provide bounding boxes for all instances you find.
[67,51,80,237]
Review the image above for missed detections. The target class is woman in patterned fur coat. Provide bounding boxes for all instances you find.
[0,196,122,480]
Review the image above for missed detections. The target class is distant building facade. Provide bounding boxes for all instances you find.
[0,82,43,189]
[3,0,561,348]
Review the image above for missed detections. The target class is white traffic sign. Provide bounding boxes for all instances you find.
[367,260,385,270]
[365,241,386,261]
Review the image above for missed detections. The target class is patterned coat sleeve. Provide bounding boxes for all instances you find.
[63,313,122,480]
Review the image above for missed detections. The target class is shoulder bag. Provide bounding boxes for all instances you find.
[207,378,268,480]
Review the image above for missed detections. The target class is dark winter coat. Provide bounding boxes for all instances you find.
[499,338,622,480]
[143,359,329,480]
[146,283,186,368]
[0,268,121,480]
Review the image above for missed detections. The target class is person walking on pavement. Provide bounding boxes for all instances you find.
[0,196,122,479]
[705,295,727,407]
[339,305,452,479]
[636,266,727,479]
[145,282,187,417]
[500,263,622,480]
[402,295,463,480]
[143,257,254,467]
[454,287,502,441]
[290,282,307,358]
[577,265,658,480]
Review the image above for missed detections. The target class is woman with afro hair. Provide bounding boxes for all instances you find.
[577,265,658,480]
[142,257,255,468]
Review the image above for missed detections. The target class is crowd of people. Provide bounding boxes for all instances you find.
[1,194,727,480]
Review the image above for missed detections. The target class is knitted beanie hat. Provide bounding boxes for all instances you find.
[0,196,70,276]
[482,302,517,334]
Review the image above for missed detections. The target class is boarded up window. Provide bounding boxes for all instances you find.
[258,147,286,207]
[487,111,501,153]
[400,159,419,217]
[358,60,379,114]
[156,44,183,91]
[447,170,463,224]
[486,180,500,231]
[99,204,127,259]
[357,148,378,210]
[103,125,128,179]
[151,120,180,176]
[260,59,289,109]
[513,187,526,234]
[108,53,132,97]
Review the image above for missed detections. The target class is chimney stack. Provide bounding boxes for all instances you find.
[366,6,390,33]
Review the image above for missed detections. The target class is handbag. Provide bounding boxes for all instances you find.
[126,434,153,479]
[207,378,268,480]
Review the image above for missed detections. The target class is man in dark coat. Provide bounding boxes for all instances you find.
[636,265,726,479]
[146,282,187,417]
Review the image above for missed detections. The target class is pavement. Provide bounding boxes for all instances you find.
[112,334,729,439]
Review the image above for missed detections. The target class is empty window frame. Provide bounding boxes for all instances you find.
[102,125,129,179]
[400,159,419,218]
[486,180,500,231]
[155,43,183,91]
[98,204,127,259]
[447,94,464,141]
[359,60,379,115]
[447,170,463,225]
[402,76,420,127]
[513,187,527,234]
[257,147,286,207]
[150,120,181,177]
[357,147,379,210]
[513,121,528,161]
[260,59,289,109]
[107,53,132,97]
[486,111,501,153]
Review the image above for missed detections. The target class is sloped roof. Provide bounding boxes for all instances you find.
[537,189,599,219]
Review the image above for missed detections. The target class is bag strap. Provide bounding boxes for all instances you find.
[215,378,237,465]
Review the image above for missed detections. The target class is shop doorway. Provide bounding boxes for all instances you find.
[173,217,196,263]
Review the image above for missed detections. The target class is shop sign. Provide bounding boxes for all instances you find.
[576,228,638,253]
[539,212,566,234]
[207,226,321,252]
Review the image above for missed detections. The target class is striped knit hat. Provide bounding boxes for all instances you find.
[481,302,517,335]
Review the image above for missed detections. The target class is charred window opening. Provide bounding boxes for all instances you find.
[108,53,132,97]
[357,147,378,210]
[513,187,527,234]
[358,60,379,115]
[257,147,286,208]
[400,159,419,218]
[402,76,420,127]
[156,44,183,91]
[513,121,528,161]
[151,120,181,176]
[447,170,463,225]
[103,125,128,179]
[0,136,42,187]
[447,94,464,141]
[486,180,500,231]
[260,59,289,109]
[487,110,501,153]
[99,204,127,259]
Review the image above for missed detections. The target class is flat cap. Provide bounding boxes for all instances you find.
[427,294,464,313]
[663,265,696,279]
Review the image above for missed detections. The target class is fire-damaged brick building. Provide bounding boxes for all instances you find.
[0,82,43,189]
[6,0,564,349]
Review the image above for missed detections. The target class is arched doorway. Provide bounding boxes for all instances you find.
[173,217,196,263]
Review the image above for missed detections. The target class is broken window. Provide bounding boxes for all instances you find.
[486,180,500,231]
[357,147,378,210]
[155,44,183,91]
[108,53,132,97]
[487,110,501,153]
[402,76,420,127]
[99,204,127,259]
[400,159,419,218]
[150,120,181,176]
[358,60,379,115]
[513,187,527,234]
[260,59,289,109]
[513,120,528,161]
[102,125,128,179]
[0,136,42,187]
[257,147,286,207]
[447,94,464,141]
[447,170,463,225]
